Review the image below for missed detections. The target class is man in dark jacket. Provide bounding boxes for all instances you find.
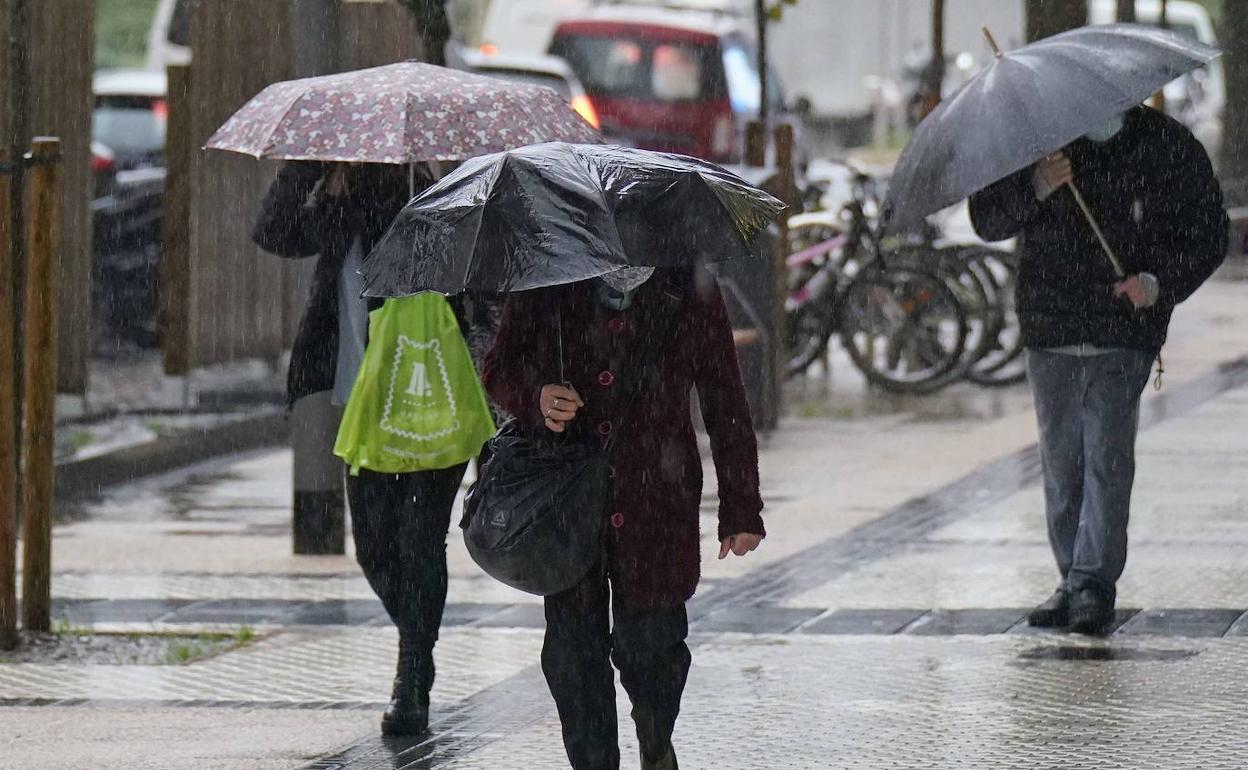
[970,105,1226,635]
[252,162,497,736]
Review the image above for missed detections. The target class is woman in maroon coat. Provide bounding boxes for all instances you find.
[483,267,765,770]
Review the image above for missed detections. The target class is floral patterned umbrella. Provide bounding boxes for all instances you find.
[205,61,600,163]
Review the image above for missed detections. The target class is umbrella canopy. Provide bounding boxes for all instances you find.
[361,142,785,296]
[883,24,1221,230]
[205,61,600,163]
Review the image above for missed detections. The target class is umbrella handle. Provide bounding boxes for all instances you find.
[1067,181,1127,279]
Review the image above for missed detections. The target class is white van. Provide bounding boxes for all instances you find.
[1087,0,1224,154]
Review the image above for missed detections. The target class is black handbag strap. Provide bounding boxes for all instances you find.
[556,273,687,453]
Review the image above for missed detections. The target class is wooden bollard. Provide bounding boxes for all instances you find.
[20,138,61,633]
[0,151,17,648]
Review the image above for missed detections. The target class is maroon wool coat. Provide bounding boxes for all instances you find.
[482,273,765,608]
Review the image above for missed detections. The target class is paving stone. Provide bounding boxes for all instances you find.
[440,603,515,627]
[904,608,1027,636]
[693,604,823,634]
[470,604,546,629]
[1116,608,1246,638]
[800,608,928,635]
[52,598,191,625]
[1223,611,1248,636]
[164,599,312,624]
[286,600,388,626]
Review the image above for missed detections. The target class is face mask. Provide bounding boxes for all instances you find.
[1084,113,1125,143]
[598,266,655,293]
[596,283,635,311]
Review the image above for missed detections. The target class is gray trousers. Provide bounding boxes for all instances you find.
[1026,348,1154,602]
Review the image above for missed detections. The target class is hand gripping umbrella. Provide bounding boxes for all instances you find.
[360,142,785,297]
[883,24,1221,277]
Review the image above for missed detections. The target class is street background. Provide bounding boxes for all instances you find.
[3,1,1248,768]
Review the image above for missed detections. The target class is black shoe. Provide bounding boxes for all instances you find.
[381,634,431,737]
[640,745,678,770]
[1026,588,1070,628]
[1069,588,1115,636]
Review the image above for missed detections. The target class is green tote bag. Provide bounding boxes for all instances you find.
[334,294,495,475]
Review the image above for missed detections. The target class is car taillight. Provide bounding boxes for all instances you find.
[711,111,734,161]
[92,153,116,173]
[570,95,601,130]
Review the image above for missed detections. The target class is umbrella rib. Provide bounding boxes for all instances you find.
[583,151,629,274]
[458,156,507,291]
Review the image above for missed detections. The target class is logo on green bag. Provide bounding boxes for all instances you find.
[380,335,460,442]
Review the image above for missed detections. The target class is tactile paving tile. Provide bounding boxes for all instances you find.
[784,382,1248,614]
[0,628,543,708]
[431,634,1248,770]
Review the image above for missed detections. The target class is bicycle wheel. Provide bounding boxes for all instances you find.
[784,297,835,379]
[836,265,968,393]
[883,245,998,388]
[961,248,1027,387]
[784,220,846,379]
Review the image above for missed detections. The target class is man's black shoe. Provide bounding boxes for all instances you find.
[1026,588,1070,627]
[1069,588,1115,636]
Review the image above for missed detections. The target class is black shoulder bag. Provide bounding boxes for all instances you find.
[461,277,685,596]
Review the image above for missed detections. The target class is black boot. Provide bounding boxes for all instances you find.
[381,633,431,737]
[640,745,679,770]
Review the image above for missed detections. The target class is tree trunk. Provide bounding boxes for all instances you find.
[918,0,946,120]
[1221,0,1248,205]
[1116,0,1136,22]
[405,0,451,66]
[1025,0,1086,42]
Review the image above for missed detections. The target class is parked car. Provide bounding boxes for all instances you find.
[447,44,601,131]
[92,69,168,350]
[548,4,788,163]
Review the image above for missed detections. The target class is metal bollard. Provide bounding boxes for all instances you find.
[290,391,346,555]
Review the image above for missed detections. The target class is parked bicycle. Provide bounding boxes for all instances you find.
[785,164,1025,393]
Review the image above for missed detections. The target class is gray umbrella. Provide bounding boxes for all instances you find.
[884,23,1221,272]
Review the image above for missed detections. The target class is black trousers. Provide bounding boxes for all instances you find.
[542,563,691,770]
[346,464,468,688]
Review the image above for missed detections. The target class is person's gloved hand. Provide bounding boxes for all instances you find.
[1113,273,1160,309]
[1032,152,1073,201]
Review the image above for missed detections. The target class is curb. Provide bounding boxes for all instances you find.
[54,411,290,500]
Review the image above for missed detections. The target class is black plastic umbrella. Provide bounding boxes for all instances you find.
[884,23,1221,273]
[361,142,785,296]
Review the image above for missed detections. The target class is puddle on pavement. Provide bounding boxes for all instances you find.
[1016,645,1199,663]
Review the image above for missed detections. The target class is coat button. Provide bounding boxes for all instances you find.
[608,317,625,333]
[598,420,613,436]
[610,512,625,528]
[598,370,615,387]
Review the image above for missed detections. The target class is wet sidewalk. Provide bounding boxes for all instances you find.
[6,275,1248,768]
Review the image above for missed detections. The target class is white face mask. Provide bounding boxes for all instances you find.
[597,267,655,294]
[1084,113,1125,143]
